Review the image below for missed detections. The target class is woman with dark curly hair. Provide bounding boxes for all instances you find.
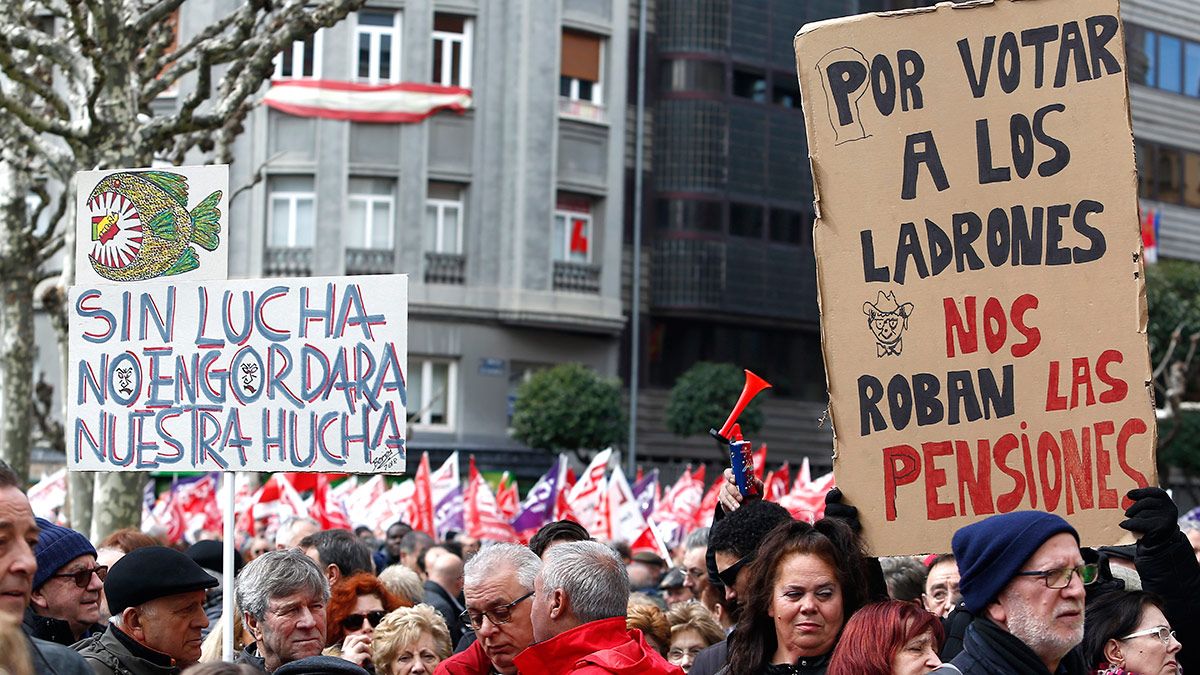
[323,573,409,672]
[826,601,943,675]
[724,518,871,675]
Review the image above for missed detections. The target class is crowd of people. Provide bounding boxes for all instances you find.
[2,456,1198,675]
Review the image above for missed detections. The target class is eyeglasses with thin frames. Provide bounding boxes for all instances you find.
[1120,625,1177,646]
[459,591,534,631]
[341,610,387,631]
[48,565,108,589]
[1013,563,1098,589]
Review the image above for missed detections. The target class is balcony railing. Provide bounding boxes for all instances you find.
[424,252,466,285]
[264,247,313,277]
[345,248,395,275]
[552,261,601,294]
[558,98,606,124]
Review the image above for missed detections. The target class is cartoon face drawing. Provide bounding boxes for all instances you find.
[863,291,914,357]
[240,363,260,394]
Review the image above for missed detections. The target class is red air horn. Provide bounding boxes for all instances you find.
[710,369,772,444]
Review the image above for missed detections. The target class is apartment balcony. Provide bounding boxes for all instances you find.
[558,98,606,124]
[552,261,601,294]
[345,248,395,276]
[264,247,313,277]
[424,252,466,285]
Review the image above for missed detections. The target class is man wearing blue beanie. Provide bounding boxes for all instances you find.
[930,511,1093,675]
[25,517,106,646]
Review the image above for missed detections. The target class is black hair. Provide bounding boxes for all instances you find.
[297,529,374,577]
[708,499,792,558]
[1081,590,1167,669]
[528,519,592,557]
[0,459,20,490]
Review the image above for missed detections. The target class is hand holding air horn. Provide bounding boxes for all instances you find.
[710,369,772,497]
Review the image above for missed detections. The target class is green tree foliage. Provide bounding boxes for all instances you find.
[666,362,766,437]
[1146,259,1200,364]
[1147,259,1200,488]
[511,363,626,453]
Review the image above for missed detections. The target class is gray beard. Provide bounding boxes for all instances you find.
[1005,600,1084,665]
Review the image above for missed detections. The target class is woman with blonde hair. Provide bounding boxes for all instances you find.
[627,602,672,656]
[198,604,255,663]
[372,605,453,675]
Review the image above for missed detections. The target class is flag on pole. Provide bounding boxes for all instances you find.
[310,474,353,530]
[566,448,613,520]
[765,462,791,503]
[496,472,520,522]
[431,452,463,539]
[751,445,767,482]
[631,469,659,521]
[465,457,518,542]
[513,456,564,535]
[410,453,435,536]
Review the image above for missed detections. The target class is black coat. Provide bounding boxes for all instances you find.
[932,617,1088,675]
[1134,529,1200,674]
[689,639,727,675]
[423,580,466,646]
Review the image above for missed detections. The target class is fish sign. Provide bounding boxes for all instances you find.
[75,165,229,285]
[795,0,1155,555]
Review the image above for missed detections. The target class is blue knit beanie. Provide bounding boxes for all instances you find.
[33,517,97,590]
[951,511,1079,613]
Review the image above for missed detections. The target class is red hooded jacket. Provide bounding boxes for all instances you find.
[513,617,683,675]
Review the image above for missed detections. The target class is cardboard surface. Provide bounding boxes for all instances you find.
[75,165,230,286]
[795,0,1155,555]
[67,275,408,473]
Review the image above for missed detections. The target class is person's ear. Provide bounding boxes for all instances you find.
[1103,639,1124,667]
[122,607,148,641]
[243,611,263,642]
[326,564,340,586]
[549,589,566,620]
[29,588,49,611]
[984,599,1006,627]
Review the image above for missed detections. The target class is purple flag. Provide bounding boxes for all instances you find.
[435,485,464,540]
[511,457,561,533]
[633,469,659,521]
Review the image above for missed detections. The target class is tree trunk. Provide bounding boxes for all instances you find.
[0,160,35,481]
[67,470,94,531]
[90,472,144,541]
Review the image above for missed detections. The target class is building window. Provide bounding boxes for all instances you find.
[1157,147,1183,204]
[553,194,592,263]
[661,59,725,94]
[773,76,800,108]
[1158,34,1183,93]
[432,14,472,87]
[425,182,464,254]
[1127,24,1200,100]
[347,177,394,249]
[729,203,764,238]
[769,208,806,246]
[657,198,722,233]
[560,29,603,105]
[268,177,315,248]
[356,11,401,83]
[408,358,456,429]
[733,69,766,102]
[274,32,322,79]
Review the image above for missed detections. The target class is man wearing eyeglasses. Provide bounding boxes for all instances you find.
[24,517,106,646]
[931,511,1092,675]
[436,543,540,675]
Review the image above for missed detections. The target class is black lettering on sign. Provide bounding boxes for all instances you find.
[901,131,949,200]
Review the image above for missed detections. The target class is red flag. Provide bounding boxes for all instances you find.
[311,474,353,530]
[496,472,519,522]
[765,462,790,503]
[569,217,589,255]
[698,478,723,528]
[465,457,519,542]
[410,453,435,536]
[631,521,671,561]
[751,445,767,482]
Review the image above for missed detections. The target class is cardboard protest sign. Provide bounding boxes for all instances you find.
[795,0,1154,554]
[67,275,407,474]
[75,165,230,286]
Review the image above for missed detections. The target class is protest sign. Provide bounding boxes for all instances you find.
[75,165,230,286]
[67,274,407,474]
[795,0,1154,554]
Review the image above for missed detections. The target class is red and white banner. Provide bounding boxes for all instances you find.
[263,80,472,123]
[465,457,518,543]
[496,472,519,522]
[410,453,435,536]
[566,448,612,521]
[310,474,353,531]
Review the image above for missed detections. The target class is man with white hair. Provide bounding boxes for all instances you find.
[514,540,680,675]
[275,517,320,550]
[435,543,540,675]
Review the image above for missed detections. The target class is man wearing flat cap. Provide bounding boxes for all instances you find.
[76,545,218,674]
[931,511,1092,675]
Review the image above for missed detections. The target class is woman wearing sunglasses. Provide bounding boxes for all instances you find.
[324,573,408,672]
[1082,591,1182,674]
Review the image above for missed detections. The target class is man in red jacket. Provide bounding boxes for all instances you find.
[513,541,682,675]
[436,543,541,675]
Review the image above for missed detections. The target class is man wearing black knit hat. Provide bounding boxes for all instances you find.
[76,546,218,674]
[931,511,1093,675]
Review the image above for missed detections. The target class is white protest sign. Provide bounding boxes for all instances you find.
[67,274,407,473]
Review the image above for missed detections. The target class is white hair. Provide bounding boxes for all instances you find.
[540,540,628,623]
[464,543,540,591]
[235,549,329,622]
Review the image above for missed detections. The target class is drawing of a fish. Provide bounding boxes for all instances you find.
[86,171,222,281]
